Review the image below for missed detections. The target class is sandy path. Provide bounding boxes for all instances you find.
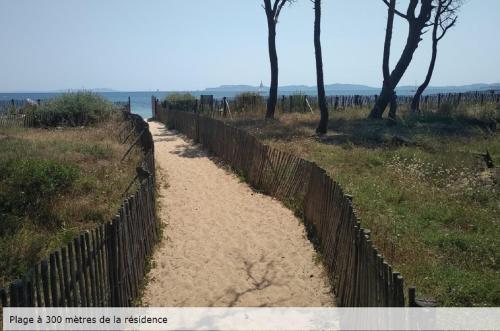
[142,121,335,307]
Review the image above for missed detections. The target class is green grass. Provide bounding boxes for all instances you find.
[229,103,500,306]
[0,114,142,287]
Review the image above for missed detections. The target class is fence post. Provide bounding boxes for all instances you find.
[223,97,228,117]
[151,96,155,119]
[106,220,119,306]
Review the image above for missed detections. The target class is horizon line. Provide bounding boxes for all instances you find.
[1,81,500,94]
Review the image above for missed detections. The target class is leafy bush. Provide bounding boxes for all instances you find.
[234,92,265,111]
[29,92,114,126]
[288,93,307,112]
[0,159,79,234]
[164,92,197,112]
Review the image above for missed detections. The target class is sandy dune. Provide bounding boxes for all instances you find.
[142,121,335,307]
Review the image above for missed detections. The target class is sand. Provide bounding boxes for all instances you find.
[142,121,335,307]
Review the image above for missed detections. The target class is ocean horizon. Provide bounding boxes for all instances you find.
[1,91,269,119]
[2,84,499,119]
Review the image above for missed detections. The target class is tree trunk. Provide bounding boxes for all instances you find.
[411,4,440,112]
[370,83,393,118]
[266,21,278,119]
[389,92,397,120]
[314,0,328,135]
[410,45,436,112]
[369,0,396,119]
[370,24,423,119]
[383,0,396,81]
[369,0,433,119]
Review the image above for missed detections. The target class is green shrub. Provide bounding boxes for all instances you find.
[287,93,307,112]
[164,92,197,112]
[29,92,114,126]
[0,159,79,233]
[234,92,265,111]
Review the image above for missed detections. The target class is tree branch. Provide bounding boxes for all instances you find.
[407,0,419,20]
[381,0,408,19]
[274,0,294,22]
[437,16,457,41]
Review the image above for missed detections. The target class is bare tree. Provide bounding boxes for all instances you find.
[369,0,434,119]
[313,0,329,135]
[411,0,461,112]
[263,0,294,119]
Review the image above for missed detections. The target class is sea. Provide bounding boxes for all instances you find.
[0,90,370,119]
[0,91,257,119]
[0,92,170,119]
[2,85,497,119]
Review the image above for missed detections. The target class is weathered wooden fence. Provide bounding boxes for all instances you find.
[0,99,131,129]
[0,111,157,308]
[0,113,34,127]
[156,105,422,307]
[153,90,499,116]
[0,98,130,111]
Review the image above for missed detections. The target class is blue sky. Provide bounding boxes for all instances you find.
[0,0,499,92]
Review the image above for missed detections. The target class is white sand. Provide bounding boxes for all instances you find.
[142,121,335,307]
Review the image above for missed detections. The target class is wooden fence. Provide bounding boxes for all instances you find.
[0,111,157,308]
[1,98,130,112]
[0,113,34,128]
[155,105,424,307]
[153,90,499,116]
[0,99,131,129]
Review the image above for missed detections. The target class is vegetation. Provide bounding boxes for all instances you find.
[164,92,197,112]
[27,92,115,126]
[228,103,500,306]
[0,114,142,288]
[234,92,266,112]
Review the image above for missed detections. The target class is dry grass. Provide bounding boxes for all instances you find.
[0,113,143,287]
[227,104,500,306]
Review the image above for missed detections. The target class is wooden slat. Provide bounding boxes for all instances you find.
[49,253,58,307]
[74,237,87,307]
[61,247,71,306]
[40,260,51,306]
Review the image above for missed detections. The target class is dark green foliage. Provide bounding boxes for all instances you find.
[234,92,265,111]
[0,158,79,234]
[28,92,114,127]
[164,92,197,112]
[286,93,307,112]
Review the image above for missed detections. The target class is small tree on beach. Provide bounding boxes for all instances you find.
[313,0,329,135]
[369,0,434,120]
[263,0,295,119]
[411,0,462,112]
